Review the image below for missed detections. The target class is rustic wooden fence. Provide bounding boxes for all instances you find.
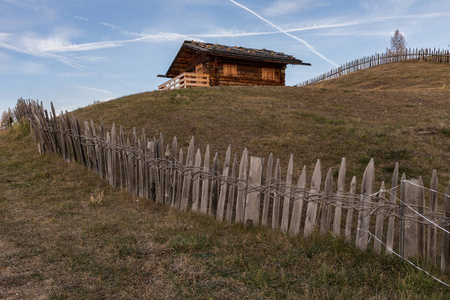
[14,98,450,272]
[299,48,450,86]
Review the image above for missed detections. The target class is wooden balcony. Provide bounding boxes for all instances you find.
[158,72,210,90]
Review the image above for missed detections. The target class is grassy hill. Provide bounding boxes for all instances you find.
[1,60,450,298]
[75,60,450,186]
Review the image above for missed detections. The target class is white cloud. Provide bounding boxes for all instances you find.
[76,85,111,94]
[264,0,326,16]
[358,0,416,13]
[74,15,89,22]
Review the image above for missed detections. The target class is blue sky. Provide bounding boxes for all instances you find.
[1,0,450,114]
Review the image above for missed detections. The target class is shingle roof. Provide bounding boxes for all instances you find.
[184,41,310,65]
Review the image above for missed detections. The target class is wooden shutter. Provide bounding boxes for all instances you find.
[262,68,274,80]
[224,64,237,76]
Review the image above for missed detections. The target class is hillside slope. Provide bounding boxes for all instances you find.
[74,61,450,185]
[1,61,450,299]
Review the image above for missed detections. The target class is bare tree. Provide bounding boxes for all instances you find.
[390,29,406,53]
[1,109,13,130]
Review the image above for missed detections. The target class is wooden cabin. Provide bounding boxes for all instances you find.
[158,41,310,90]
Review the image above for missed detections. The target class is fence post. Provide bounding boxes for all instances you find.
[200,145,210,214]
[386,163,399,254]
[320,168,333,235]
[191,149,202,212]
[216,145,231,221]
[402,179,422,259]
[244,156,263,226]
[344,176,357,243]
[271,159,281,230]
[304,159,322,237]
[262,153,274,226]
[235,148,248,223]
[374,181,385,254]
[180,137,195,211]
[441,183,450,271]
[427,170,438,264]
[225,154,238,222]
[333,158,346,237]
[399,173,406,256]
[208,152,219,216]
[289,165,307,235]
[281,154,294,233]
[356,159,374,251]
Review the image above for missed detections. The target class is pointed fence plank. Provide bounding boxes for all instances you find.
[289,165,307,235]
[320,168,334,235]
[344,176,357,243]
[147,140,156,200]
[417,176,425,259]
[441,183,450,271]
[427,170,438,264]
[304,160,322,237]
[403,178,422,259]
[118,126,125,190]
[208,153,219,217]
[217,145,231,221]
[191,149,202,212]
[200,145,210,214]
[355,158,375,251]
[174,148,184,210]
[235,148,248,223]
[374,181,386,254]
[111,124,118,188]
[262,153,274,227]
[244,156,263,226]
[271,159,281,230]
[180,137,195,211]
[399,173,406,257]
[281,154,294,233]
[170,137,178,207]
[333,158,346,237]
[164,145,171,203]
[226,154,238,222]
[157,133,164,202]
[386,163,399,255]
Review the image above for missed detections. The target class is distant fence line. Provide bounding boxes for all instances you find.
[299,48,450,86]
[14,99,450,273]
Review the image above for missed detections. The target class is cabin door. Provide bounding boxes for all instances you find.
[195,63,203,74]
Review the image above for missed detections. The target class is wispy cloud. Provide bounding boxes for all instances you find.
[58,72,122,79]
[74,15,89,21]
[229,0,338,67]
[190,11,450,39]
[0,30,201,73]
[358,0,416,13]
[264,0,326,16]
[2,0,30,9]
[76,85,111,94]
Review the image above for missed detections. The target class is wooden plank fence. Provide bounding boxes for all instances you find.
[14,98,450,271]
[299,48,450,86]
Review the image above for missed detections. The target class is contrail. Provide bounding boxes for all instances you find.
[229,0,338,67]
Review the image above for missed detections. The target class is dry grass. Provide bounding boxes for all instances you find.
[75,60,450,187]
[1,61,450,298]
[1,129,449,299]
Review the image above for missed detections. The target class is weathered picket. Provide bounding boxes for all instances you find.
[13,99,450,272]
[299,48,450,86]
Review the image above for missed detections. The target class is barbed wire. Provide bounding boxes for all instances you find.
[357,227,450,288]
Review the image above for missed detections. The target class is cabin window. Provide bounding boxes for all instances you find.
[262,68,275,80]
[223,64,237,76]
[196,63,203,74]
